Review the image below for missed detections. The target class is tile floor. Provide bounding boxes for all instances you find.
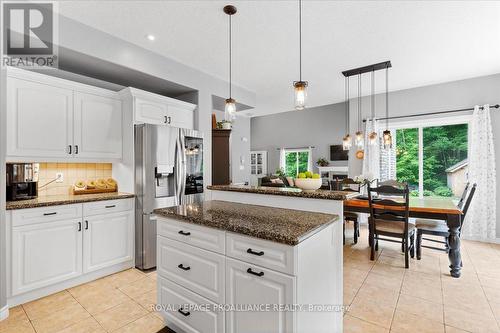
[1,225,500,333]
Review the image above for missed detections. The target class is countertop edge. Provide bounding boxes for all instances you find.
[6,193,135,210]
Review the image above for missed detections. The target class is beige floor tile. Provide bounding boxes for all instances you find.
[22,291,78,320]
[371,263,405,279]
[74,286,130,315]
[354,283,400,307]
[55,317,106,333]
[445,326,471,333]
[0,306,35,333]
[119,277,156,299]
[133,290,157,312]
[478,275,500,291]
[348,297,395,329]
[444,306,500,333]
[364,271,403,292]
[391,309,445,333]
[484,287,500,303]
[31,302,91,333]
[104,269,145,288]
[344,267,369,285]
[396,293,444,323]
[489,301,500,323]
[68,277,114,299]
[113,313,164,333]
[345,257,376,272]
[343,314,388,333]
[443,288,492,316]
[146,271,158,281]
[401,280,443,304]
[94,300,148,332]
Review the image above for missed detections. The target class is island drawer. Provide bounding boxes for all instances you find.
[82,198,133,216]
[158,276,224,333]
[157,217,225,254]
[157,236,225,303]
[11,204,82,227]
[226,233,296,275]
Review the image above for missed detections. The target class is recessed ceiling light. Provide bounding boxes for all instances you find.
[146,34,155,41]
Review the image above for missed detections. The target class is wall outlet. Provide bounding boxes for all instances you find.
[55,172,64,183]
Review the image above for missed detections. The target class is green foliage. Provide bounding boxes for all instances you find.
[434,186,454,197]
[284,151,310,177]
[275,168,286,177]
[410,190,419,197]
[423,190,434,197]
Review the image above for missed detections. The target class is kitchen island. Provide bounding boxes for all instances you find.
[154,200,343,333]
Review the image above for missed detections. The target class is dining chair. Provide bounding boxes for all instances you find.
[341,178,362,244]
[368,181,415,268]
[415,183,477,260]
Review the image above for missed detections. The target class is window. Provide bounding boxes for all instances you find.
[382,117,469,198]
[280,148,311,177]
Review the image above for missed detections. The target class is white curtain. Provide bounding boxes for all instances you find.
[307,146,313,172]
[362,119,381,182]
[279,148,286,173]
[462,105,497,240]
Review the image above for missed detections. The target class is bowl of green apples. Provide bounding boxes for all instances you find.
[294,172,322,191]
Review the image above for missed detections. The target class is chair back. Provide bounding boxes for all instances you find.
[457,182,470,208]
[368,182,410,235]
[460,183,477,219]
[340,178,362,193]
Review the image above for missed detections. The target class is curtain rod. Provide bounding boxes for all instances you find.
[276,146,315,150]
[363,104,499,122]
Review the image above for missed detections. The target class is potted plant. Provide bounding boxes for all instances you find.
[217,120,232,130]
[316,157,329,167]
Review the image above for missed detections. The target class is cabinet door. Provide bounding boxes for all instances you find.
[168,105,194,129]
[7,77,73,158]
[74,92,123,159]
[11,219,83,296]
[134,97,168,125]
[83,211,133,273]
[226,258,295,333]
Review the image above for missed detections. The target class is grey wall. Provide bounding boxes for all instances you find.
[251,103,347,175]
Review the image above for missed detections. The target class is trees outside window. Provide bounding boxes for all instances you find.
[284,150,310,177]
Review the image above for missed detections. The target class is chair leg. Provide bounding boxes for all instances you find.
[343,221,346,245]
[375,238,379,251]
[401,239,405,253]
[410,233,415,259]
[370,230,375,261]
[404,236,409,269]
[353,219,359,244]
[416,230,422,260]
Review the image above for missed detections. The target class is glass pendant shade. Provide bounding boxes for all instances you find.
[382,130,393,149]
[342,134,352,151]
[355,131,364,149]
[294,81,307,110]
[368,132,378,145]
[225,98,236,121]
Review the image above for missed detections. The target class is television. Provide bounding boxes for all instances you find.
[330,145,348,161]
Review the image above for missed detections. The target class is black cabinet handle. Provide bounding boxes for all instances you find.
[247,248,264,256]
[78,222,82,232]
[167,116,172,124]
[247,268,264,277]
[178,230,191,236]
[164,116,168,124]
[75,145,79,154]
[178,308,190,317]
[43,212,57,216]
[68,145,72,154]
[178,264,191,271]
[85,220,89,230]
[105,205,116,208]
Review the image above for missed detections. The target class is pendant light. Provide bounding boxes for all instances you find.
[382,66,393,149]
[224,5,237,121]
[293,0,308,110]
[342,77,352,150]
[354,74,364,149]
[368,69,378,145]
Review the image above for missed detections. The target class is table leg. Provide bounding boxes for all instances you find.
[447,214,462,278]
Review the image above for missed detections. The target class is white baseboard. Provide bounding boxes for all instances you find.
[0,305,9,321]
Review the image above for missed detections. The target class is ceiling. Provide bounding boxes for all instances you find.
[59,1,500,117]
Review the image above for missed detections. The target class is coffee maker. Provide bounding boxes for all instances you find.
[6,163,39,201]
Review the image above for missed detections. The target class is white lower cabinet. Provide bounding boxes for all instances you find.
[225,258,295,333]
[8,198,134,304]
[11,218,83,296]
[83,210,134,273]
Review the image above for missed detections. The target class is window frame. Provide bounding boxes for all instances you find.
[280,148,312,177]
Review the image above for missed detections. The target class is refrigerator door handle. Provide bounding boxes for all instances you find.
[175,136,184,203]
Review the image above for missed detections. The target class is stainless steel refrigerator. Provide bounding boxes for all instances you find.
[135,124,204,270]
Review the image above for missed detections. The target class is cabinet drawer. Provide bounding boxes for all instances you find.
[157,237,225,303]
[226,233,296,275]
[11,204,82,227]
[157,217,225,254]
[83,198,133,216]
[158,277,224,333]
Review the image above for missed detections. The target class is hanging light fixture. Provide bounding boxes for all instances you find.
[224,5,237,121]
[342,77,352,150]
[293,0,308,110]
[382,65,393,149]
[354,74,364,149]
[368,69,378,145]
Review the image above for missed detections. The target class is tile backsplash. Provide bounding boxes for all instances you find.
[38,163,113,197]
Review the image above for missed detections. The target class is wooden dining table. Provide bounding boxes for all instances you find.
[344,196,464,278]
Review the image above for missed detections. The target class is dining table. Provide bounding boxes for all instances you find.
[344,196,464,278]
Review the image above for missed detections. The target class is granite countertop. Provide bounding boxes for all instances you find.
[154,200,339,246]
[6,192,135,210]
[207,185,359,201]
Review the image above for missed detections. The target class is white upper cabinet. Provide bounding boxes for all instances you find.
[7,77,74,158]
[74,92,123,159]
[6,68,123,161]
[120,87,196,129]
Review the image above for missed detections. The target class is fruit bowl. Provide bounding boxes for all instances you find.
[294,178,322,192]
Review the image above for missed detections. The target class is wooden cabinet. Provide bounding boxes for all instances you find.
[73,92,122,159]
[82,210,134,274]
[11,218,83,296]
[225,258,295,333]
[212,129,231,185]
[6,68,123,161]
